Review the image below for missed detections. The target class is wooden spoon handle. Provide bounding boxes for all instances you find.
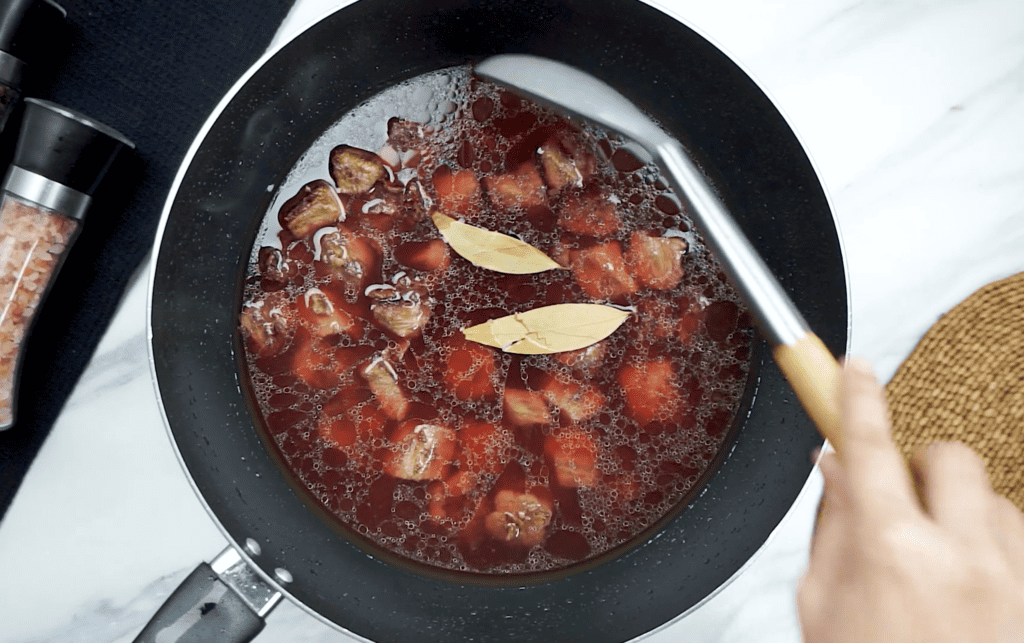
[773,332,842,450]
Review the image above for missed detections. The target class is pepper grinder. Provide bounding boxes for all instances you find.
[0,97,132,429]
[0,0,66,133]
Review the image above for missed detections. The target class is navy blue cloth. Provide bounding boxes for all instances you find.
[0,0,296,522]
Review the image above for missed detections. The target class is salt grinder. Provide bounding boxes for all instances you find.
[0,98,132,429]
[0,0,66,132]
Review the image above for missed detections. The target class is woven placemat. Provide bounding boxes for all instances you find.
[885,271,1024,511]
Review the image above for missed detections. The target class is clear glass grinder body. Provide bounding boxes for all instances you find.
[0,97,131,429]
[0,188,78,425]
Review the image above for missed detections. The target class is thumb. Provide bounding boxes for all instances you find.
[837,358,919,518]
[808,450,850,564]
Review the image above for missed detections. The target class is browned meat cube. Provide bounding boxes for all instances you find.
[316,227,379,289]
[541,377,604,423]
[569,241,639,300]
[239,291,293,357]
[484,162,546,210]
[278,179,343,238]
[626,231,687,290]
[297,287,359,338]
[484,490,553,547]
[386,421,456,481]
[557,191,621,237]
[503,388,551,427]
[367,275,431,338]
[330,145,388,194]
[360,354,410,420]
[545,430,599,488]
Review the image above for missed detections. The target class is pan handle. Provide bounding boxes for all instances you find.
[132,547,282,643]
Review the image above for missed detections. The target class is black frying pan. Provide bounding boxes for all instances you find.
[146,0,848,641]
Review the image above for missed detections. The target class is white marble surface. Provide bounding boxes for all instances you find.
[2,0,1024,641]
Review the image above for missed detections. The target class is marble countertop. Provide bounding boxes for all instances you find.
[2,0,1023,641]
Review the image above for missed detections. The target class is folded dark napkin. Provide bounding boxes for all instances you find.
[0,0,297,522]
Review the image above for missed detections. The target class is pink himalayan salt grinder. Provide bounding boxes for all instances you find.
[0,97,132,429]
[0,0,66,133]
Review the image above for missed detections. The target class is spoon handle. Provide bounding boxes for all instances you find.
[656,142,842,449]
[476,54,844,449]
[773,332,842,450]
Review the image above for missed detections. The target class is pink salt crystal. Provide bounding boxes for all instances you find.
[0,194,77,426]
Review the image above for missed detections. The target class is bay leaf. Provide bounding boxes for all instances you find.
[431,211,562,274]
[463,303,631,354]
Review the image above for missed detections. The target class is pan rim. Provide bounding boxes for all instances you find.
[143,0,362,629]
[146,0,851,639]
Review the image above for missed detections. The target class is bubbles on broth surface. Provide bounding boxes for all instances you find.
[240,66,755,576]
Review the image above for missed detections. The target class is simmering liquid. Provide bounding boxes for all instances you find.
[239,68,754,575]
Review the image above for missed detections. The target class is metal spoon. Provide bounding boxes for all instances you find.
[476,54,842,449]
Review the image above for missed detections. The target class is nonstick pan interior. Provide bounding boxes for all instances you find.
[149,1,848,641]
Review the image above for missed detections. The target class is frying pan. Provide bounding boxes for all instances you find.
[145,0,849,641]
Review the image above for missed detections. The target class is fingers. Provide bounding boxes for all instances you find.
[804,448,870,597]
[992,495,1024,577]
[813,451,849,538]
[796,570,823,637]
[809,451,849,559]
[910,441,1024,572]
[838,358,919,515]
[909,442,992,538]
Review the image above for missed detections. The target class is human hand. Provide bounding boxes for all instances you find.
[797,358,1024,643]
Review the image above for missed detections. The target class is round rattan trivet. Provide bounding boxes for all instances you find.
[885,271,1024,511]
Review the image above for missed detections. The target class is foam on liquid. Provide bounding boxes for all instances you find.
[241,67,754,575]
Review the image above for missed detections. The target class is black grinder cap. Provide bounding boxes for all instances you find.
[0,0,66,84]
[14,97,133,196]
[0,0,65,56]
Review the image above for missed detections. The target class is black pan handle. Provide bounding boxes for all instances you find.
[133,547,283,643]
